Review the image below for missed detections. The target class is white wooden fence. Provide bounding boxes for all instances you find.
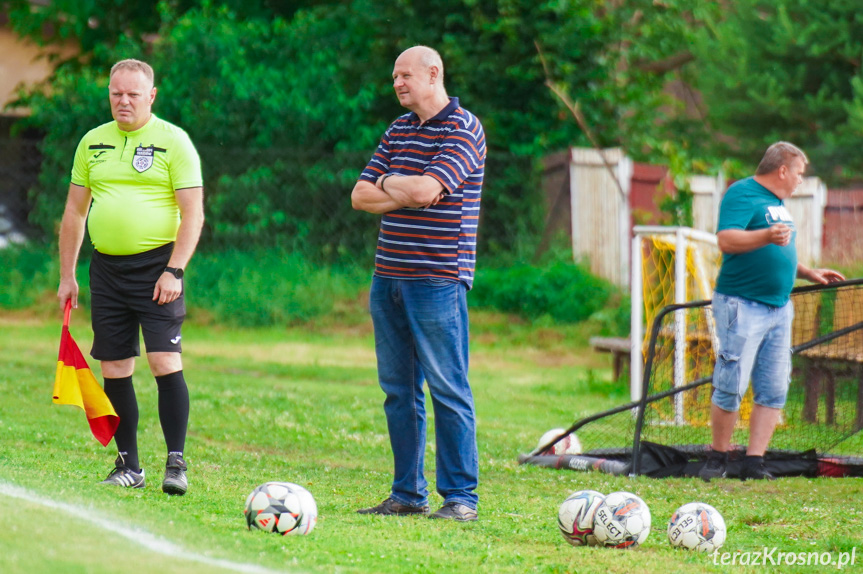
[566,147,826,286]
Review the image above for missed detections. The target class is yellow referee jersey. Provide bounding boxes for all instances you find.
[71,115,202,256]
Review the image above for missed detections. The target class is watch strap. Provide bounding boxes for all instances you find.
[164,266,184,279]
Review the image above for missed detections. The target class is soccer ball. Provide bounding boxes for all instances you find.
[244,482,318,535]
[557,489,605,547]
[537,428,582,455]
[667,502,726,553]
[592,491,651,549]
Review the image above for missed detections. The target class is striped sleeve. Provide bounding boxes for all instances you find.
[425,114,485,194]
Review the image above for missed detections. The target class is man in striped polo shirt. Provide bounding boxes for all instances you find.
[58,59,204,495]
[352,46,486,522]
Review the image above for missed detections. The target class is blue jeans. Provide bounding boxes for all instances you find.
[712,292,793,411]
[369,276,479,510]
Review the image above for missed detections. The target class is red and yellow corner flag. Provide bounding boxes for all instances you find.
[52,300,119,446]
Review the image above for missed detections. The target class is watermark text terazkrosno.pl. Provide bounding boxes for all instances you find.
[712,547,856,569]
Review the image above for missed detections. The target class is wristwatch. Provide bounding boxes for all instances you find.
[164,266,184,279]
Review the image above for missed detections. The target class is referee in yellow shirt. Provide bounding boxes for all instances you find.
[58,59,204,495]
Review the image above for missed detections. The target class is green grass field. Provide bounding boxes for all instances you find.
[1,309,861,574]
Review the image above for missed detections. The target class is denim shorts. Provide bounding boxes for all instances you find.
[711,292,793,411]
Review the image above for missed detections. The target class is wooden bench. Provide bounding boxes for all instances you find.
[589,336,631,381]
[590,331,714,382]
[795,289,863,429]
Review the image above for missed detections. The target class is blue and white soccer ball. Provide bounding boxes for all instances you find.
[244,481,318,536]
[667,502,726,553]
[557,489,605,547]
[592,491,651,549]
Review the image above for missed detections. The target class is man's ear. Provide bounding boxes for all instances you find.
[429,66,439,84]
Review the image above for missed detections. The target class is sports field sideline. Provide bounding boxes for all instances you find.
[0,311,860,573]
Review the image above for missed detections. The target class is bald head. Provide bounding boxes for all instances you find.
[397,46,445,85]
[392,45,449,121]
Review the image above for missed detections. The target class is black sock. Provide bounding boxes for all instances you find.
[156,371,189,455]
[104,376,140,472]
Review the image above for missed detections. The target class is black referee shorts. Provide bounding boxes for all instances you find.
[89,242,185,361]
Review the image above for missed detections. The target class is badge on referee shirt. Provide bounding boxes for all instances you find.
[132,145,154,173]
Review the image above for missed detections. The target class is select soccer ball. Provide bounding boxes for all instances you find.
[593,491,651,549]
[537,428,582,455]
[667,502,726,553]
[557,489,605,547]
[244,482,318,536]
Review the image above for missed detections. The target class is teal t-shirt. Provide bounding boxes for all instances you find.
[714,177,797,307]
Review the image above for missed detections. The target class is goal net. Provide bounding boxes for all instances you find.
[521,278,863,478]
[630,226,721,407]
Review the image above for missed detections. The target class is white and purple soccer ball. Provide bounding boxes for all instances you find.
[558,489,605,547]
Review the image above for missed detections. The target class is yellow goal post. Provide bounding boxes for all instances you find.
[630,226,722,417]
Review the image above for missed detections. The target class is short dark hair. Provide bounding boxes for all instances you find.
[755,142,808,175]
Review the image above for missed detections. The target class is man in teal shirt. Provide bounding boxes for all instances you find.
[700,142,844,481]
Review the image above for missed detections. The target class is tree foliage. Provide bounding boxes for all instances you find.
[14,0,691,258]
[13,0,860,258]
[4,0,319,54]
[688,0,863,183]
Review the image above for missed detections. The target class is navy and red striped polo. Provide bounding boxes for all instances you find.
[359,97,486,289]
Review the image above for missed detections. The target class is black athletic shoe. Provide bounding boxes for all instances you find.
[698,452,728,482]
[162,453,188,495]
[429,502,478,522]
[357,498,430,516]
[740,463,776,481]
[100,456,145,488]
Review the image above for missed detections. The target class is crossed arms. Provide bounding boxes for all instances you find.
[351,173,446,214]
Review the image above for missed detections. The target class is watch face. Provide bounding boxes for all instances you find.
[167,267,184,279]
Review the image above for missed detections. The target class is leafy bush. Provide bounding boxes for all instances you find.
[471,259,615,324]
[0,246,59,308]
[0,244,630,330]
[188,249,370,326]
[587,291,632,336]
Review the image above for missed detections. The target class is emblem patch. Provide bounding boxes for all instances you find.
[132,146,154,173]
